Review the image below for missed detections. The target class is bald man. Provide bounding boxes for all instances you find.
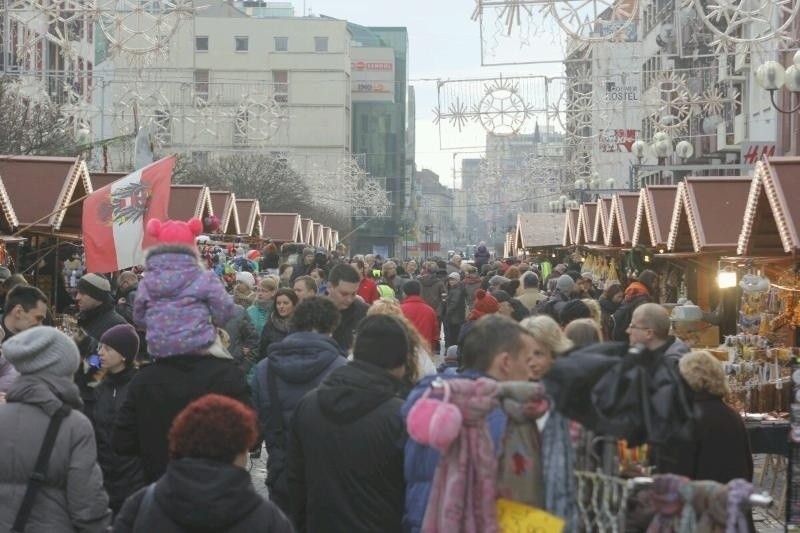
[626,303,689,358]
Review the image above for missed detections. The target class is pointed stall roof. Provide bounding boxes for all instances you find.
[632,186,678,249]
[0,155,92,235]
[235,199,262,238]
[322,226,333,251]
[575,202,597,244]
[738,157,800,256]
[593,197,613,244]
[301,218,314,245]
[667,177,751,253]
[514,212,563,251]
[605,193,639,247]
[208,191,241,235]
[331,230,340,247]
[261,213,302,243]
[168,185,212,223]
[562,208,579,246]
[313,223,324,247]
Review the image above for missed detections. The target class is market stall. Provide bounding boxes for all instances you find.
[593,197,613,244]
[605,192,639,248]
[512,212,563,260]
[168,184,213,228]
[574,202,597,245]
[562,207,579,247]
[234,199,262,239]
[261,212,303,244]
[208,190,242,236]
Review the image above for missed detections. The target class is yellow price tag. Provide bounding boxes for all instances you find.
[496,498,565,533]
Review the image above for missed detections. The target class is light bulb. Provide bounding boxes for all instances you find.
[675,140,694,159]
[756,61,785,90]
[785,65,800,93]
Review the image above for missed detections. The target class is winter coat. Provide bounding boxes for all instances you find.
[251,332,347,511]
[114,457,293,533]
[651,336,691,359]
[444,284,466,325]
[418,274,445,316]
[599,297,619,340]
[0,354,19,393]
[90,367,145,511]
[113,355,251,483]
[611,284,652,341]
[656,391,753,482]
[357,278,380,305]
[78,302,129,347]
[332,299,368,353]
[288,360,406,533]
[134,245,236,358]
[115,283,138,325]
[258,312,292,360]
[536,290,571,321]
[516,288,546,312]
[402,371,507,533]
[400,296,440,351]
[462,274,482,310]
[474,245,491,269]
[446,262,461,275]
[0,374,111,532]
[223,305,260,372]
[247,301,272,336]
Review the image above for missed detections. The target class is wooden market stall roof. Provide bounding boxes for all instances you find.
[301,218,314,245]
[168,185,212,222]
[331,230,340,247]
[575,202,597,244]
[235,199,261,238]
[562,208,579,246]
[667,176,751,253]
[208,191,241,236]
[0,155,92,235]
[738,157,800,256]
[606,192,639,247]
[322,226,333,251]
[514,212,563,250]
[632,185,678,250]
[89,171,127,191]
[313,223,324,247]
[261,213,302,243]
[593,197,613,244]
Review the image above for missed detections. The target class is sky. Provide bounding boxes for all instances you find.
[306,0,567,188]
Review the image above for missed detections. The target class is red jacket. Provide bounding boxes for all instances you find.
[400,296,440,350]
[358,278,380,305]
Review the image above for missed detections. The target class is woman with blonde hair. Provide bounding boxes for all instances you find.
[519,314,576,529]
[564,318,602,349]
[367,299,436,391]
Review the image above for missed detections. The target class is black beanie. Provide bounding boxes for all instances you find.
[353,315,410,370]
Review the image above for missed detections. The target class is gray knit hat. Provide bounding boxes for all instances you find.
[3,326,80,377]
[556,274,575,293]
[77,273,112,303]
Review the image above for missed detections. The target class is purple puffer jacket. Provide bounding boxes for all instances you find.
[134,245,236,358]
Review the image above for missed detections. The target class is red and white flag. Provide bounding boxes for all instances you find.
[83,155,175,273]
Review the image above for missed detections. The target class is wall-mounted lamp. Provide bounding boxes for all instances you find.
[717,266,737,289]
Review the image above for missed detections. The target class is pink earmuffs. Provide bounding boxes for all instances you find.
[407,380,462,451]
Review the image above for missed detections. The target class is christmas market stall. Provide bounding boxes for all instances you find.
[208,190,242,237]
[168,184,214,232]
[574,202,597,246]
[593,197,613,245]
[235,199,262,240]
[511,212,564,278]
[562,207,579,248]
[312,222,324,248]
[301,217,315,246]
[0,155,95,310]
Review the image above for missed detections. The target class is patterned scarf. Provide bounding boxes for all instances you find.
[422,378,500,533]
[725,479,752,533]
[541,409,577,529]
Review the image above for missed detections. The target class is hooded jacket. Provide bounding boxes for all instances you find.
[114,458,293,533]
[0,354,19,393]
[251,331,347,510]
[462,274,482,310]
[474,245,491,269]
[91,367,145,511]
[400,296,440,350]
[418,274,445,316]
[134,246,236,358]
[223,305,259,373]
[0,375,111,532]
[113,355,251,483]
[288,360,406,533]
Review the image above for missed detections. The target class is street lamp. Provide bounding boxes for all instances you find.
[675,140,694,161]
[755,50,800,114]
[652,132,673,158]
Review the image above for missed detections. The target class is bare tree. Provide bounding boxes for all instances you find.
[0,77,79,155]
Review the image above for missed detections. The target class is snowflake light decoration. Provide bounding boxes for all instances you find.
[433,97,471,132]
[700,86,741,117]
[306,156,391,217]
[644,72,697,134]
[6,0,87,64]
[683,0,799,51]
[474,78,535,136]
[60,81,100,134]
[182,95,229,145]
[545,0,639,42]
[234,94,288,145]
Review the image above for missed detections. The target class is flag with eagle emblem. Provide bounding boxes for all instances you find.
[83,155,175,272]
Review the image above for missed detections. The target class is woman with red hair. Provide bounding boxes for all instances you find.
[114,394,292,532]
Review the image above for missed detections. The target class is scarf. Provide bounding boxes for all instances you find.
[624,281,650,302]
[647,474,689,533]
[725,480,752,533]
[678,481,728,533]
[541,409,577,528]
[268,311,291,334]
[422,378,499,533]
[496,382,549,508]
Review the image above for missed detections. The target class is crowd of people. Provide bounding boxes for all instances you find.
[0,222,755,532]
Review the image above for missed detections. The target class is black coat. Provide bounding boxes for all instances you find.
[114,458,293,533]
[77,301,128,349]
[259,312,292,360]
[611,294,652,341]
[656,391,753,482]
[332,299,368,353]
[444,284,466,325]
[288,360,406,533]
[113,355,252,482]
[91,367,145,511]
[251,332,347,511]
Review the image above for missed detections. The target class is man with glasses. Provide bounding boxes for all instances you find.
[626,303,689,358]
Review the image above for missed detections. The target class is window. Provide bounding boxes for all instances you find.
[272,70,288,103]
[235,36,248,52]
[195,36,209,51]
[274,36,288,52]
[314,36,328,52]
[194,69,209,101]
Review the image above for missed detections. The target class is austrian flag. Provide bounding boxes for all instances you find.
[83,155,175,273]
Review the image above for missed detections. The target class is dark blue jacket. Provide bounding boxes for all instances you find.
[401,370,506,533]
[251,331,347,510]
